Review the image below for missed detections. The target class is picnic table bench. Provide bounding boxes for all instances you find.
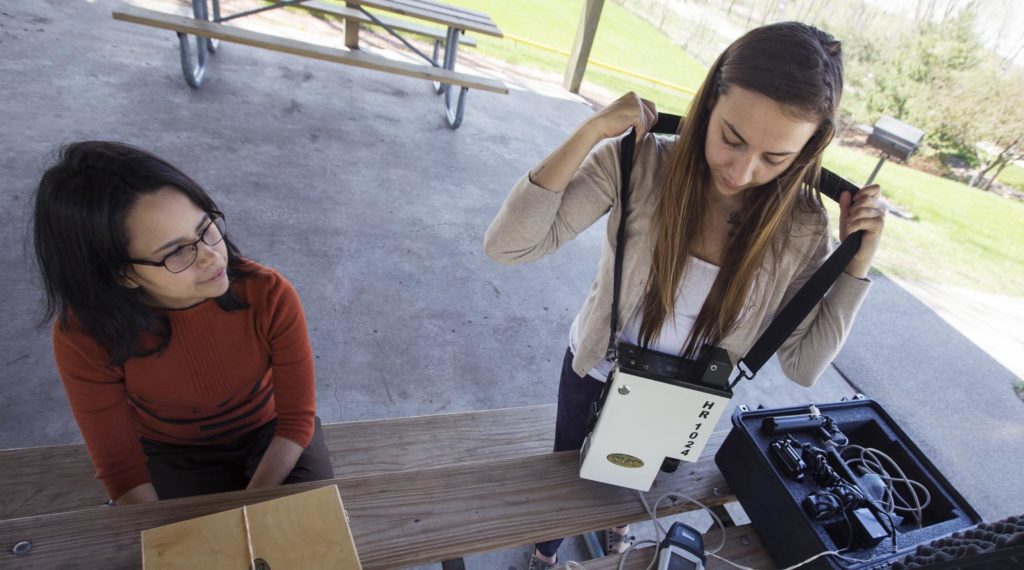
[0,405,555,521]
[111,0,509,128]
[1,405,774,569]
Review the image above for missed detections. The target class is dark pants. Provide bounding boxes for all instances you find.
[142,416,335,500]
[536,348,607,559]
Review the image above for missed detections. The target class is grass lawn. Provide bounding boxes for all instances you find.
[432,0,707,115]
[998,163,1024,191]
[343,0,1024,296]
[822,147,1024,296]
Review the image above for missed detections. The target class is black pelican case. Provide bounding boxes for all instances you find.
[714,397,983,569]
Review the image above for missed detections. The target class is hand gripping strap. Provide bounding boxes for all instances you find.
[734,168,863,383]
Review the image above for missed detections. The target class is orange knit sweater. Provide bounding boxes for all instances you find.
[52,262,316,500]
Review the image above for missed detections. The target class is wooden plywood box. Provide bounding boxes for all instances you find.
[142,486,361,570]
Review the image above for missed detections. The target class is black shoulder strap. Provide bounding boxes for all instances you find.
[610,113,863,385]
[736,170,863,383]
[608,114,680,359]
[607,130,634,358]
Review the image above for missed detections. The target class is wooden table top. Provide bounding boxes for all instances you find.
[342,0,503,37]
[1,434,737,569]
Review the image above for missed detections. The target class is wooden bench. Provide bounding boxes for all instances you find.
[112,0,507,127]
[112,3,505,93]
[1,431,747,569]
[0,404,555,520]
[298,0,478,48]
[341,0,501,37]
[557,525,773,569]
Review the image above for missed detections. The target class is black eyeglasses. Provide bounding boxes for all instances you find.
[129,213,227,274]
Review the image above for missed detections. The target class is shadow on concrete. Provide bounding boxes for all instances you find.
[834,274,1023,522]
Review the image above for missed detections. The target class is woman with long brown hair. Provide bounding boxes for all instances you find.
[485,21,885,569]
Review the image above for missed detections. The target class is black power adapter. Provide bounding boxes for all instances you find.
[850,507,890,548]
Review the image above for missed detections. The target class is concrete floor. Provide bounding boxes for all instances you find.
[1,1,1022,568]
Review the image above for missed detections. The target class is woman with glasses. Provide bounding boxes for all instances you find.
[32,141,334,505]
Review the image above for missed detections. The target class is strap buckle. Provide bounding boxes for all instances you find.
[605,341,619,364]
[730,360,755,388]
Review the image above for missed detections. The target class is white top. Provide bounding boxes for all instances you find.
[487,134,872,387]
[569,255,721,382]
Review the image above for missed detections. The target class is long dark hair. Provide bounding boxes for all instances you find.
[638,22,844,356]
[33,141,254,366]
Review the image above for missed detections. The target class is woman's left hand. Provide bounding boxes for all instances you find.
[838,184,885,279]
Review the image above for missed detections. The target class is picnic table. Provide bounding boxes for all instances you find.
[113,0,509,127]
[1,406,775,569]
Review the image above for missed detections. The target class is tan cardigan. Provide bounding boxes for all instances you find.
[484,133,871,387]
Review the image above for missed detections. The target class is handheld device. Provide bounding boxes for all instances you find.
[657,522,706,570]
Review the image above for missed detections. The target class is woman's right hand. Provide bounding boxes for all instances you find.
[113,482,158,505]
[583,92,659,142]
[521,92,658,195]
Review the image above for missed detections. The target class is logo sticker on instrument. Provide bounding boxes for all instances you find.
[607,453,644,468]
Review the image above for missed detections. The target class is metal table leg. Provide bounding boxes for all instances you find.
[431,39,444,94]
[354,7,472,129]
[178,0,213,88]
[438,26,469,129]
[583,530,606,559]
[206,0,220,53]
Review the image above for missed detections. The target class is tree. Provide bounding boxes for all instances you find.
[924,59,1024,189]
[974,141,1024,190]
[841,7,981,120]
[962,70,1024,189]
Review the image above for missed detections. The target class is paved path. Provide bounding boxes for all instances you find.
[892,278,1024,384]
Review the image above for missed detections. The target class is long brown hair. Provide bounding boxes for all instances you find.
[637,22,844,357]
